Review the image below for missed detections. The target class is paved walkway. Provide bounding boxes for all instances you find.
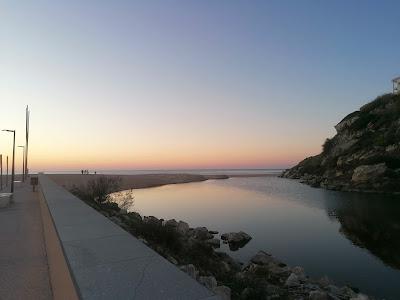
[40,175,218,300]
[0,183,53,299]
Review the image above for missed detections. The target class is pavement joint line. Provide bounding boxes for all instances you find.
[60,232,129,243]
[71,253,158,271]
[131,256,153,300]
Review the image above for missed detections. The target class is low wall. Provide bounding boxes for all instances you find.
[39,174,218,300]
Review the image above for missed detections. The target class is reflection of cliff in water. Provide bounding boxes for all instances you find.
[325,193,400,270]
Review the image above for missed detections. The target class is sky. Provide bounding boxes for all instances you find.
[1,0,399,172]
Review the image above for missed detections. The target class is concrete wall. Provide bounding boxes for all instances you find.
[39,175,219,300]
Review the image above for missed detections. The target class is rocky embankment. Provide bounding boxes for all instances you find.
[281,93,400,193]
[81,199,373,300]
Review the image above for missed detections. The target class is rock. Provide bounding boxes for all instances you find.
[250,250,278,265]
[213,285,231,300]
[138,237,148,244]
[109,216,123,226]
[318,276,332,288]
[304,283,321,291]
[209,230,219,234]
[221,231,252,243]
[164,219,178,228]
[180,264,198,279]
[143,216,162,226]
[221,231,252,250]
[386,143,400,153]
[309,290,329,300]
[251,250,272,265]
[340,286,357,298]
[280,93,400,194]
[221,261,231,273]
[285,273,300,287]
[127,211,142,221]
[292,266,306,281]
[199,276,217,290]
[176,221,190,235]
[205,238,221,248]
[326,285,342,298]
[193,227,213,240]
[268,264,290,277]
[350,294,369,300]
[335,113,360,132]
[240,287,255,299]
[167,256,178,265]
[352,163,387,182]
[118,208,128,215]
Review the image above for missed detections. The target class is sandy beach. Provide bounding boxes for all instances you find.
[48,173,227,192]
[47,173,277,192]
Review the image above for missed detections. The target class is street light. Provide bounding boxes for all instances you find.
[2,129,16,193]
[18,146,25,182]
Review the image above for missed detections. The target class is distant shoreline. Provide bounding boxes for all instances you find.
[47,173,278,193]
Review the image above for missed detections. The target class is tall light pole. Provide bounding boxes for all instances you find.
[25,106,30,178]
[18,146,25,182]
[0,154,2,190]
[2,130,16,193]
[6,156,8,187]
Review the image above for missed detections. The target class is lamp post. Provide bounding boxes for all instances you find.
[0,154,2,190]
[18,146,25,182]
[2,130,16,193]
[6,156,8,187]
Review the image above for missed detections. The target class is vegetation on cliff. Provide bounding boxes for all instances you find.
[282,93,400,193]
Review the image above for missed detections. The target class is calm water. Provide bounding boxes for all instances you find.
[112,177,400,299]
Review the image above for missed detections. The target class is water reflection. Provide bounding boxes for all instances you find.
[110,177,400,299]
[326,193,400,270]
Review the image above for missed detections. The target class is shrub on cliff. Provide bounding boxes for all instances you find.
[322,138,334,153]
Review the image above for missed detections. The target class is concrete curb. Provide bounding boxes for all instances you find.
[39,174,220,300]
[39,185,80,300]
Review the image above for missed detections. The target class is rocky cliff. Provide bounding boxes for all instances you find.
[281,93,400,193]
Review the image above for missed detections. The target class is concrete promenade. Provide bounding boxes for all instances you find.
[39,175,219,300]
[0,182,53,299]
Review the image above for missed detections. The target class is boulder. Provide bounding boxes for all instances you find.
[309,290,329,300]
[143,216,162,226]
[127,212,142,221]
[352,163,387,182]
[180,264,198,280]
[167,256,178,265]
[164,219,178,228]
[335,113,360,132]
[193,227,213,240]
[205,238,221,248]
[213,285,231,300]
[221,231,252,250]
[292,266,306,281]
[118,208,128,215]
[176,221,190,235]
[386,143,400,153]
[285,273,300,287]
[199,276,217,290]
[340,286,357,298]
[250,251,275,265]
[350,294,369,300]
[317,276,332,288]
[109,216,123,226]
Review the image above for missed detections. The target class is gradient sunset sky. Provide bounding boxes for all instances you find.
[1,1,399,172]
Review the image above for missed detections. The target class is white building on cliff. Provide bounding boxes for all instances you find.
[393,76,400,94]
